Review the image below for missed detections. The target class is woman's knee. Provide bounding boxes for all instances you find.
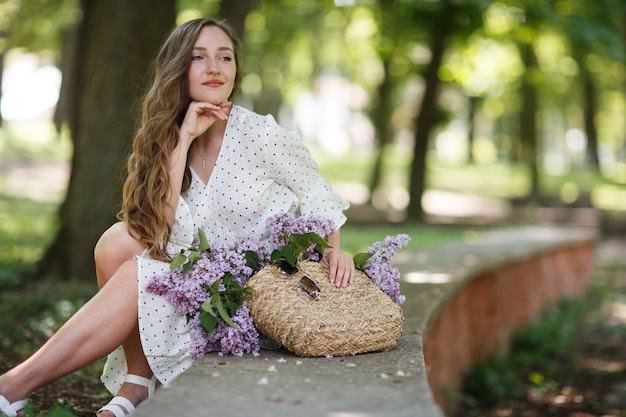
[95,222,144,286]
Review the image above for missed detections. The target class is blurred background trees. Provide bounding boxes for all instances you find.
[2,0,626,280]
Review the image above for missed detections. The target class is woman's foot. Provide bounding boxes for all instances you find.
[96,375,157,417]
[0,395,28,417]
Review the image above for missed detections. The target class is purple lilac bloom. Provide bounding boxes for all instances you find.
[266,213,336,260]
[266,213,336,248]
[364,234,410,304]
[188,303,260,359]
[147,234,269,358]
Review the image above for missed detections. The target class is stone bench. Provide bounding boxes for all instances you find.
[134,225,596,417]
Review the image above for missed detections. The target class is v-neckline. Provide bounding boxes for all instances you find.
[188,106,235,187]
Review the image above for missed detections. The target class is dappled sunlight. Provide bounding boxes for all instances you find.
[581,357,626,374]
[403,271,453,284]
[0,163,69,202]
[1,53,61,121]
[422,189,512,220]
[0,120,70,203]
[332,181,370,205]
[608,300,626,325]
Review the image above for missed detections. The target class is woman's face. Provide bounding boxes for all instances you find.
[188,25,237,105]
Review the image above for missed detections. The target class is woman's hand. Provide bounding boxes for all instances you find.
[179,101,231,146]
[326,248,355,288]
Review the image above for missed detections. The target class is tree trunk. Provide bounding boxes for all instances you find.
[582,68,600,169]
[368,0,395,199]
[53,22,80,133]
[0,49,4,126]
[368,59,393,196]
[219,0,257,40]
[520,42,540,199]
[406,5,451,220]
[39,0,176,280]
[467,96,479,164]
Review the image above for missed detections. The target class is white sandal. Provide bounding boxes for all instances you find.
[0,395,28,417]
[96,374,157,417]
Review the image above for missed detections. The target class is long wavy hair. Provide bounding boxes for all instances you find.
[119,18,243,261]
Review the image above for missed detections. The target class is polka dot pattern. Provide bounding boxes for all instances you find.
[100,105,349,394]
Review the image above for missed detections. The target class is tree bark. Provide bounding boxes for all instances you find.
[519,42,540,199]
[467,96,479,164]
[53,22,80,134]
[368,0,395,199]
[368,58,393,195]
[39,0,176,280]
[406,5,452,220]
[219,0,257,40]
[582,68,600,169]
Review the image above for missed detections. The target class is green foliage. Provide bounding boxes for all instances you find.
[171,229,258,333]
[460,287,604,407]
[352,252,374,270]
[270,232,331,274]
[19,401,79,417]
[199,274,254,333]
[5,0,80,58]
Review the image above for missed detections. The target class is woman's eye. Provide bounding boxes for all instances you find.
[219,56,232,61]
[191,55,203,61]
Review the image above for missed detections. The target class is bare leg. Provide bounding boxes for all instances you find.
[94,222,155,413]
[0,260,139,402]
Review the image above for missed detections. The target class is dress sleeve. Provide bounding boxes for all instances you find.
[262,115,349,229]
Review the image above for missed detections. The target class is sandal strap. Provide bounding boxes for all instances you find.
[97,396,135,417]
[0,396,28,417]
[124,374,157,398]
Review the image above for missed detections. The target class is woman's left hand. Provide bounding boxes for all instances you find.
[326,248,355,288]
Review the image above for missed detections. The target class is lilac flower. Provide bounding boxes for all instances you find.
[363,234,410,304]
[147,215,410,360]
[147,235,268,357]
[266,213,336,260]
[266,213,336,249]
[188,303,260,359]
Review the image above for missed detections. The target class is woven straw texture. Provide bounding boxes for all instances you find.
[245,261,404,357]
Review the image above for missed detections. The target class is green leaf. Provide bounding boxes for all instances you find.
[245,250,260,269]
[307,232,331,249]
[170,251,188,271]
[198,228,210,252]
[353,252,374,270]
[289,233,308,250]
[222,273,237,289]
[199,310,218,333]
[271,246,297,268]
[201,300,216,317]
[242,287,255,295]
[212,293,237,328]
[186,251,202,267]
[208,280,221,295]
[282,246,298,266]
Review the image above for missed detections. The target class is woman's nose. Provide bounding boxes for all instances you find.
[205,58,220,74]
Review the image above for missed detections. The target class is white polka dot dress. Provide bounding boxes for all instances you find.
[100,105,349,394]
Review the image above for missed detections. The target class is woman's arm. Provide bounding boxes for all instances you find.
[164,101,231,222]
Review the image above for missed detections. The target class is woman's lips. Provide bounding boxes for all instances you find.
[203,80,224,87]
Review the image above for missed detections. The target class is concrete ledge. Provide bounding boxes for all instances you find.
[135,225,596,417]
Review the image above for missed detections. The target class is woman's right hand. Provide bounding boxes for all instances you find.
[179,101,231,146]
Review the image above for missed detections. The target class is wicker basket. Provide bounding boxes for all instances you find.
[245,261,404,357]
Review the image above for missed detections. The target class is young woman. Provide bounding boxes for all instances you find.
[0,18,354,417]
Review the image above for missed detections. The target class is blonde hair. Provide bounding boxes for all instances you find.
[119,18,243,261]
